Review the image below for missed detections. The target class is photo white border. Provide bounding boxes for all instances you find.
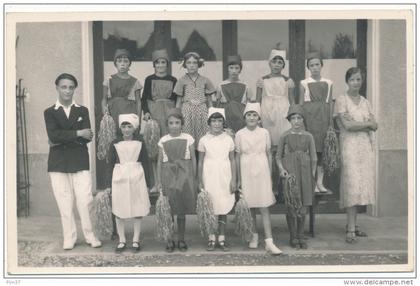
[4,3,416,279]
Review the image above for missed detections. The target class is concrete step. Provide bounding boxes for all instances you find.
[17,214,408,256]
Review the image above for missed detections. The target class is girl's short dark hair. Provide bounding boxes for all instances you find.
[55,73,78,87]
[182,52,204,68]
[153,58,169,68]
[166,113,184,126]
[345,67,365,83]
[271,55,285,68]
[306,57,324,69]
[243,110,260,120]
[120,121,133,127]
[207,112,225,126]
[227,62,243,71]
[114,55,132,67]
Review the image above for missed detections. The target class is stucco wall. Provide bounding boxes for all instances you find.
[376,20,407,217]
[16,22,83,155]
[377,150,408,217]
[16,22,83,216]
[378,20,407,151]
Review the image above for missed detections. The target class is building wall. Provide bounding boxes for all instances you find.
[16,22,83,216]
[376,20,407,217]
[378,20,407,151]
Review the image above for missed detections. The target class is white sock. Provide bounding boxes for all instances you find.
[208,234,216,241]
[218,235,225,242]
[265,237,273,244]
[133,219,141,242]
[115,218,126,243]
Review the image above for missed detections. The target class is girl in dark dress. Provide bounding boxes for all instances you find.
[102,49,143,127]
[142,49,177,193]
[299,55,333,193]
[216,55,253,133]
[277,105,317,249]
[156,108,197,253]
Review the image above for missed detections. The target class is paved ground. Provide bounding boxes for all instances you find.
[16,214,408,268]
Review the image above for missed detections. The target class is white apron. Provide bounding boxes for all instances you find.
[112,141,151,218]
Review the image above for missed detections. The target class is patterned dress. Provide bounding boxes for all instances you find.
[235,126,276,208]
[198,132,235,215]
[158,133,196,215]
[277,130,317,207]
[104,74,143,126]
[142,74,177,136]
[110,138,151,218]
[334,94,375,208]
[258,75,294,146]
[174,74,216,148]
[300,77,333,153]
[217,80,253,132]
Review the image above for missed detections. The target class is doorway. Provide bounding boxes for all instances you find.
[92,19,367,213]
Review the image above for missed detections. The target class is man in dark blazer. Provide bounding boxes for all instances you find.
[44,73,101,250]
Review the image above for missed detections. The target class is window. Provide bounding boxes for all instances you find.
[171,21,223,88]
[103,21,154,61]
[305,20,357,59]
[238,20,289,60]
[171,21,222,61]
[237,20,289,94]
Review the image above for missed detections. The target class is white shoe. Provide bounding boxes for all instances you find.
[318,185,329,193]
[149,186,158,193]
[63,242,75,250]
[248,233,258,249]
[87,239,102,248]
[265,238,282,255]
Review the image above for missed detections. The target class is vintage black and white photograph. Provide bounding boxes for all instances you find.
[5,3,414,279]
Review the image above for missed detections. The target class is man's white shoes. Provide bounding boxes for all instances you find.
[87,239,102,248]
[63,242,75,250]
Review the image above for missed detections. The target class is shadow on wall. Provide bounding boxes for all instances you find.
[27,154,60,217]
[377,150,408,217]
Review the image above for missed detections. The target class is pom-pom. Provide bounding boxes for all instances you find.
[97,111,117,162]
[196,189,218,238]
[234,191,254,242]
[283,174,303,217]
[143,119,160,159]
[155,192,173,242]
[91,188,113,237]
[322,126,340,175]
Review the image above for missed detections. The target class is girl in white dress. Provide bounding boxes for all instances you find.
[110,114,151,253]
[198,107,236,251]
[257,49,295,195]
[235,103,282,255]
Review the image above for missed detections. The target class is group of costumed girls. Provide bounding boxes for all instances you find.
[97,47,377,253]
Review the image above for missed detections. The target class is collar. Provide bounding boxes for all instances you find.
[54,100,80,110]
[290,130,304,135]
[308,76,326,83]
[222,79,244,85]
[208,131,224,137]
